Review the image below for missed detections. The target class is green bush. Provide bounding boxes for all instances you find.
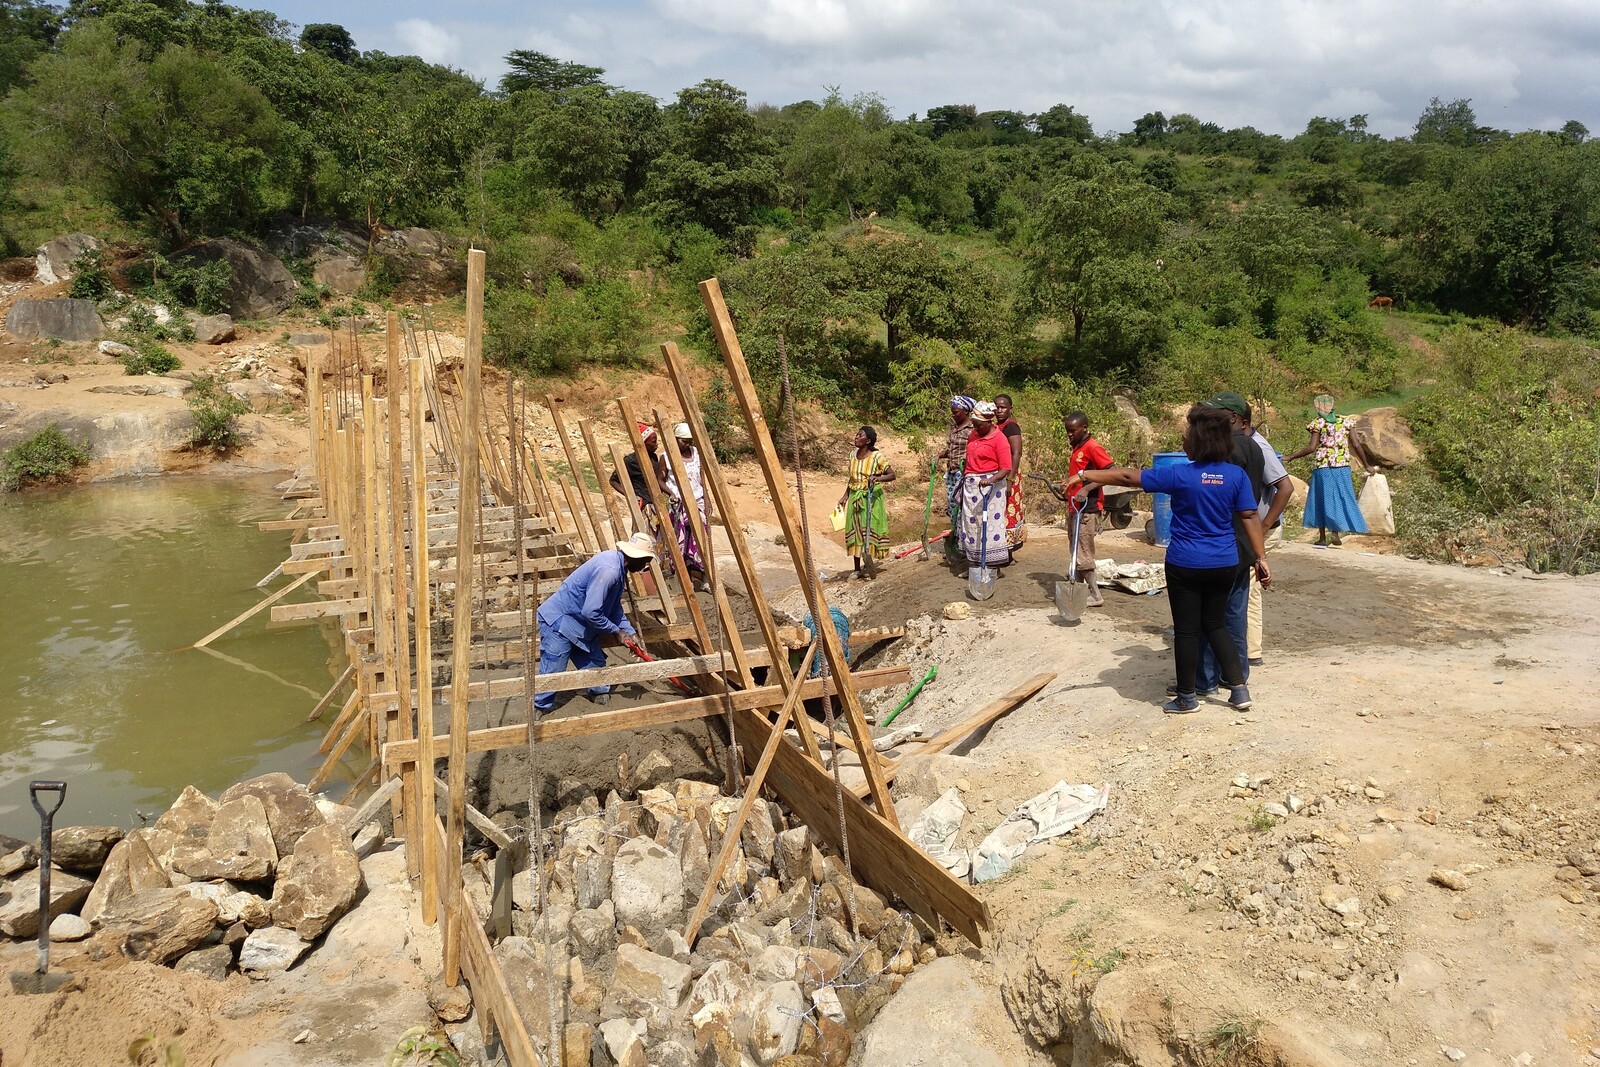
[698,376,749,463]
[186,375,249,453]
[2,424,91,491]
[124,339,180,375]
[67,247,113,300]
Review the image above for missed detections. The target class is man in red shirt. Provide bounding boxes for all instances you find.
[1062,411,1115,607]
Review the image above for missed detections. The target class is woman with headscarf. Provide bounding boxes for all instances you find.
[994,394,1027,552]
[609,423,669,558]
[1284,394,1368,547]
[664,422,710,589]
[938,397,976,558]
[960,401,1013,569]
[837,426,895,578]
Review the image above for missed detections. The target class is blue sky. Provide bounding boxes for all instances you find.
[263,0,1599,139]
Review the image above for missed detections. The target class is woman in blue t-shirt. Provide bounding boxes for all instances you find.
[1066,406,1272,714]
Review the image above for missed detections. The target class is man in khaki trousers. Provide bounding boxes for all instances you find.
[1240,401,1293,664]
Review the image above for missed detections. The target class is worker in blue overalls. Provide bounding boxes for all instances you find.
[534,532,657,713]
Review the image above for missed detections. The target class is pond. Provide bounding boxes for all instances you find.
[0,474,352,841]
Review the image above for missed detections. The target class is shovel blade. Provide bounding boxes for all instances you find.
[968,566,997,601]
[1055,581,1088,623]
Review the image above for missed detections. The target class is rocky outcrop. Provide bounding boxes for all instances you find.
[175,238,297,319]
[269,822,362,940]
[0,867,93,937]
[1347,406,1420,469]
[48,824,124,873]
[88,886,218,965]
[82,831,171,922]
[35,234,100,285]
[219,772,327,858]
[6,297,102,341]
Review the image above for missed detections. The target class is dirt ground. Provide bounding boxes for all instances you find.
[811,521,1600,1066]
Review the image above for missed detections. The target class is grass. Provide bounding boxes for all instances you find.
[1244,804,1278,833]
[2,424,91,491]
[1066,920,1124,976]
[1205,1016,1265,1065]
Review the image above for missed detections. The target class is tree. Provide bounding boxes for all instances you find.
[0,0,64,92]
[840,232,1005,360]
[1035,103,1092,142]
[6,20,285,241]
[517,85,632,216]
[784,91,890,219]
[1414,96,1479,146]
[645,79,779,246]
[1560,120,1589,145]
[925,103,977,139]
[499,49,604,97]
[1130,111,1167,144]
[1020,155,1173,372]
[299,23,355,63]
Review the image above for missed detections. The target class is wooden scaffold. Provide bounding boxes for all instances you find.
[216,251,1016,1066]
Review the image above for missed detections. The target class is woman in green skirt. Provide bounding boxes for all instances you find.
[838,426,896,578]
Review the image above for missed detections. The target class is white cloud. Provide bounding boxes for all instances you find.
[393,18,462,66]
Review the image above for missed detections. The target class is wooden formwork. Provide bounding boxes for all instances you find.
[228,253,994,1066]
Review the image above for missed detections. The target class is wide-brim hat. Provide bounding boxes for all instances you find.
[617,533,657,560]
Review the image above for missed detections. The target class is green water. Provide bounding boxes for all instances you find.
[0,475,350,840]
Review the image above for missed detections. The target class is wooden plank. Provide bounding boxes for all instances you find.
[344,775,403,834]
[848,672,1056,798]
[685,643,815,944]
[699,277,898,827]
[270,596,369,623]
[191,570,317,648]
[283,555,349,575]
[445,247,487,985]
[258,517,318,532]
[432,776,515,850]
[730,701,991,946]
[306,663,355,722]
[383,315,417,872]
[380,665,911,766]
[658,340,818,762]
[410,354,440,927]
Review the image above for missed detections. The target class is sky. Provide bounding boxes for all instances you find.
[263,0,1600,139]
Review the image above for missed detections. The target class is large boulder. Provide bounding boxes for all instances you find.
[612,836,685,939]
[0,867,94,937]
[6,298,102,341]
[312,254,365,295]
[82,832,171,922]
[1346,407,1420,469]
[172,793,278,882]
[175,238,297,319]
[269,822,363,940]
[47,825,124,874]
[219,773,326,857]
[35,234,100,285]
[748,981,806,1064]
[602,944,694,1026]
[373,226,465,298]
[1113,395,1157,452]
[239,924,311,975]
[87,886,218,965]
[190,313,236,345]
[856,957,1034,1067]
[152,785,218,850]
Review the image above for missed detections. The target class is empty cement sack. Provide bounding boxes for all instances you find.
[1358,472,1395,535]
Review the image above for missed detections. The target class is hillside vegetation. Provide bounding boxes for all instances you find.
[1,1,1596,569]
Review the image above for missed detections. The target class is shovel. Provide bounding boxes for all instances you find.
[10,781,79,996]
[917,457,938,561]
[968,484,998,600]
[1055,508,1089,624]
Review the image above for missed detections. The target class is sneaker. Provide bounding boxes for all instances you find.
[1228,685,1253,710]
[1167,683,1219,697]
[1163,694,1201,714]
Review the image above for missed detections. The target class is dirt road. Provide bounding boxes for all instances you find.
[824,523,1600,1065]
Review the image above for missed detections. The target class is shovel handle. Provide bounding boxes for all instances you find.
[29,781,66,819]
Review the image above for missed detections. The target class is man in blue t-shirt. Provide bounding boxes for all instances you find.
[534,533,657,713]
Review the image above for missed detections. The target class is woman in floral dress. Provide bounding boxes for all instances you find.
[1285,394,1368,547]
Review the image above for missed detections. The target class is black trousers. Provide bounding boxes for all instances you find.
[1165,562,1246,694]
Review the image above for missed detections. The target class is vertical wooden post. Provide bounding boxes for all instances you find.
[698,278,899,828]
[385,314,417,876]
[546,396,612,550]
[444,248,487,984]
[410,353,439,926]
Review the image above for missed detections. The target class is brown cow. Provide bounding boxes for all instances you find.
[1368,296,1394,309]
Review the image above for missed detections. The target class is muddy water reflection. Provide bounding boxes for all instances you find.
[0,475,348,838]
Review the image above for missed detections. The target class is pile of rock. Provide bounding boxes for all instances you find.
[476,769,946,1067]
[0,773,371,982]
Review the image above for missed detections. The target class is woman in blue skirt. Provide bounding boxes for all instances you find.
[1285,394,1368,546]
